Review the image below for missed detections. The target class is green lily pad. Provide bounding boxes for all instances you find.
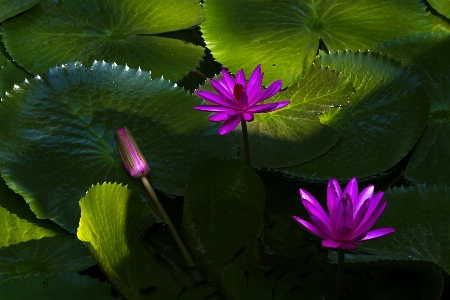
[0,0,41,22]
[220,264,327,300]
[234,65,352,168]
[373,33,450,185]
[330,185,450,276]
[0,61,236,232]
[428,0,450,19]
[0,272,114,299]
[183,157,266,279]
[0,235,95,282]
[279,51,429,181]
[77,183,188,300]
[2,0,205,81]
[201,0,430,87]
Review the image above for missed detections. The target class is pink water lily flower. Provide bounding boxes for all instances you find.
[293,178,395,250]
[194,65,290,135]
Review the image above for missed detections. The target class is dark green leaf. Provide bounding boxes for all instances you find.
[0,0,41,22]
[0,62,236,232]
[183,157,265,279]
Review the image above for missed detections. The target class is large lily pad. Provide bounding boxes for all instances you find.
[373,33,450,185]
[0,61,236,232]
[77,183,188,300]
[280,51,429,181]
[428,0,450,19]
[201,0,430,87]
[2,0,205,81]
[0,0,41,22]
[234,65,352,168]
[0,272,114,299]
[0,235,95,282]
[331,185,450,276]
[183,157,266,279]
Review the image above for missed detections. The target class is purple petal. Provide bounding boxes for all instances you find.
[250,80,282,105]
[359,228,395,241]
[310,214,333,237]
[354,192,384,232]
[293,216,330,240]
[195,91,230,106]
[327,178,342,216]
[211,79,235,103]
[217,78,233,94]
[234,84,249,109]
[321,240,342,249]
[221,68,236,93]
[246,102,279,113]
[353,185,374,219]
[334,194,353,240]
[343,177,358,204]
[299,188,331,229]
[353,198,369,228]
[352,201,387,238]
[243,112,254,121]
[218,115,242,135]
[247,65,263,100]
[209,112,232,122]
[236,69,246,87]
[268,101,290,111]
[193,105,232,112]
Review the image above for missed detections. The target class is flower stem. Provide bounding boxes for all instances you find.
[335,248,345,300]
[241,119,251,165]
[141,176,202,282]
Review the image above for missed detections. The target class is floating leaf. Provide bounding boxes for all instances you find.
[0,272,114,299]
[0,235,95,282]
[201,0,430,87]
[0,61,236,232]
[428,0,450,19]
[373,33,450,185]
[183,157,265,279]
[330,185,450,277]
[280,51,428,181]
[2,0,205,81]
[234,65,352,168]
[0,0,41,22]
[77,183,188,300]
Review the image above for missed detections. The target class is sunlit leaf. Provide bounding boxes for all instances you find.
[201,0,430,87]
[428,0,450,19]
[2,0,205,81]
[280,51,428,181]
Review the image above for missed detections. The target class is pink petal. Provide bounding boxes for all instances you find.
[354,192,384,233]
[299,188,331,229]
[359,228,395,241]
[218,115,242,135]
[293,216,330,240]
[310,214,333,237]
[209,112,232,122]
[221,68,236,93]
[353,185,374,219]
[343,177,358,204]
[353,199,369,228]
[268,101,290,111]
[339,242,359,250]
[250,80,282,105]
[217,78,233,94]
[246,102,279,113]
[321,240,342,249]
[247,65,263,100]
[236,69,246,87]
[243,112,254,121]
[195,91,230,106]
[193,105,232,112]
[327,178,342,216]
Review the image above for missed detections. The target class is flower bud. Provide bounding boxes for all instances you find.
[114,127,150,179]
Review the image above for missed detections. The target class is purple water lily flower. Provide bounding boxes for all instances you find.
[194,65,290,135]
[293,178,395,250]
[114,127,150,179]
